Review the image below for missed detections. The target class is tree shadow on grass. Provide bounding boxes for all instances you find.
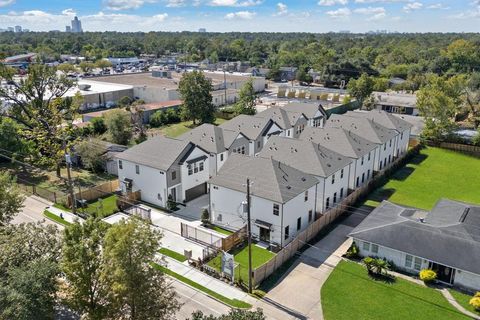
[409,153,428,165]
[391,166,415,181]
[368,272,397,284]
[369,188,396,203]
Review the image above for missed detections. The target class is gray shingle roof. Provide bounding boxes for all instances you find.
[280,102,326,119]
[209,153,318,203]
[259,136,352,177]
[219,115,274,140]
[256,107,296,129]
[299,126,377,159]
[345,110,412,133]
[349,199,480,275]
[326,114,397,144]
[115,136,191,171]
[179,124,227,154]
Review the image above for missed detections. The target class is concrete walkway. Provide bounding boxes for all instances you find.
[157,254,250,302]
[440,289,480,320]
[46,206,85,224]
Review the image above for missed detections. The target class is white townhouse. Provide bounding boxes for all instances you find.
[116,136,211,207]
[350,199,480,291]
[300,127,378,190]
[259,136,352,214]
[345,110,412,157]
[219,114,283,156]
[280,102,328,128]
[209,154,319,248]
[326,114,398,172]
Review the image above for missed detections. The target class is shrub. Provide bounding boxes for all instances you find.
[363,257,390,276]
[345,242,360,259]
[167,194,177,211]
[470,292,480,311]
[419,269,437,283]
[150,110,167,127]
[201,208,210,226]
[91,117,107,135]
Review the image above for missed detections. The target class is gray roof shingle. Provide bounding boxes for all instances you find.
[349,199,480,275]
[209,153,318,203]
[179,123,227,154]
[259,136,352,177]
[280,102,326,119]
[345,110,412,133]
[219,115,275,140]
[299,126,377,159]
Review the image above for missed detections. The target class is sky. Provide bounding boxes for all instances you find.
[0,0,479,33]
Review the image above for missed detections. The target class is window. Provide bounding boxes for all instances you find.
[401,132,404,139]
[371,244,379,254]
[241,146,246,154]
[333,192,337,204]
[361,156,364,165]
[199,162,204,172]
[287,130,291,137]
[304,190,308,202]
[384,144,386,150]
[356,177,360,187]
[368,152,371,161]
[308,210,313,222]
[157,193,162,200]
[389,140,392,147]
[414,257,422,271]
[273,204,279,216]
[194,163,199,173]
[332,174,335,184]
[340,188,344,198]
[326,197,330,210]
[284,226,289,240]
[367,170,370,179]
[340,169,344,178]
[188,164,193,176]
[388,155,391,164]
[297,217,301,231]
[405,255,413,268]
[220,154,224,161]
[384,159,387,168]
[118,160,123,170]
[135,165,140,174]
[380,161,383,170]
[363,242,370,251]
[257,141,261,149]
[362,173,365,183]
[171,171,176,180]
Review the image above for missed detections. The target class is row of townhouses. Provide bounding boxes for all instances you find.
[116,102,412,249]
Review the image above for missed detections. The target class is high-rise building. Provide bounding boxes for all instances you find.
[14,25,22,32]
[65,25,71,32]
[71,16,83,33]
[198,28,206,33]
[7,27,14,32]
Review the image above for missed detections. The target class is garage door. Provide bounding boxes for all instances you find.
[185,183,207,202]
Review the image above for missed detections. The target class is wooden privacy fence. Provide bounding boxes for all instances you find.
[222,226,247,252]
[67,180,119,207]
[180,223,247,252]
[426,141,480,156]
[251,145,422,287]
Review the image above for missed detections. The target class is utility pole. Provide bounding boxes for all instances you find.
[65,151,77,215]
[246,178,253,294]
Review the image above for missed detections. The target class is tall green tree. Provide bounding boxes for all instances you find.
[62,218,109,320]
[0,172,25,225]
[0,117,32,162]
[102,218,180,320]
[0,223,61,320]
[0,64,81,176]
[464,72,480,129]
[347,73,375,104]
[104,110,132,145]
[235,78,257,115]
[179,71,215,125]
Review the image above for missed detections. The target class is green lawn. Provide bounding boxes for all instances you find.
[321,261,470,320]
[363,147,480,210]
[159,247,187,262]
[207,244,275,285]
[151,263,251,309]
[55,194,118,218]
[43,210,72,227]
[149,119,228,138]
[449,289,480,315]
[208,225,234,236]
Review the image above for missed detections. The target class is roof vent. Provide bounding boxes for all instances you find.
[301,177,306,181]
[419,218,425,223]
[286,185,291,189]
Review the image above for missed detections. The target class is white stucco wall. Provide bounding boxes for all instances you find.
[179,147,211,201]
[318,165,351,213]
[455,269,480,291]
[133,86,179,103]
[349,152,375,190]
[375,137,397,171]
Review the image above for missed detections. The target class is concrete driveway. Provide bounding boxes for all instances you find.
[174,194,209,221]
[264,206,373,320]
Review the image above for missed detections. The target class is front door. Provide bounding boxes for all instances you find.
[259,227,270,242]
[429,262,455,284]
[170,187,177,202]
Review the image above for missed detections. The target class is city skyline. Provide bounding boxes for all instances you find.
[0,1,478,33]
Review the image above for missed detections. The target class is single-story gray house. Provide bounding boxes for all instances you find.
[349,199,480,291]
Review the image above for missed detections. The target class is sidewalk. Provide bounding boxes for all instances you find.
[158,254,250,302]
[46,206,85,224]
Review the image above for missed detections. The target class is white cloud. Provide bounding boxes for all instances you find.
[426,3,449,9]
[403,2,423,12]
[61,8,76,16]
[105,0,156,11]
[326,7,351,18]
[210,0,262,6]
[0,0,15,7]
[355,0,407,3]
[354,6,386,20]
[318,0,348,6]
[275,2,288,16]
[224,10,256,19]
[166,0,186,6]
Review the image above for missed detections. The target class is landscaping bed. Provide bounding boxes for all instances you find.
[449,289,480,316]
[43,210,72,227]
[321,260,470,320]
[55,194,119,218]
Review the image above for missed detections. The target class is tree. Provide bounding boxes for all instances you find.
[0,117,32,162]
[0,64,81,176]
[79,61,96,73]
[190,309,265,320]
[0,172,25,225]
[347,73,375,104]
[101,218,180,319]
[150,110,167,127]
[57,63,77,74]
[76,140,105,173]
[235,79,257,115]
[61,218,110,320]
[201,208,210,226]
[417,75,464,141]
[91,117,107,135]
[0,223,61,320]
[104,110,132,145]
[95,59,112,70]
[179,71,216,125]
[464,72,480,129]
[118,96,133,108]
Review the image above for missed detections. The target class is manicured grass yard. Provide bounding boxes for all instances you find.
[208,225,234,236]
[43,210,72,227]
[363,147,480,210]
[149,119,228,138]
[207,244,275,285]
[321,261,470,320]
[449,289,480,315]
[159,247,187,262]
[55,194,119,218]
